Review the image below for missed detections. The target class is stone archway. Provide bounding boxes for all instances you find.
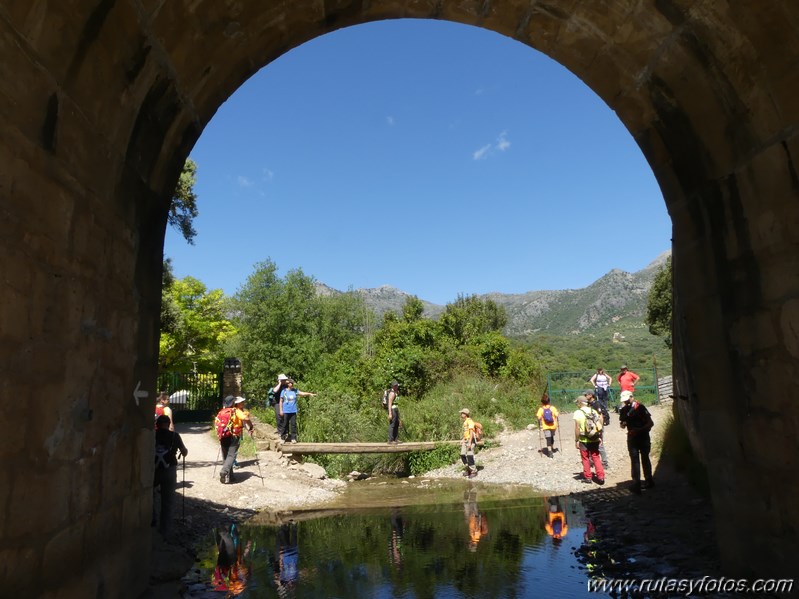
[1,2,797,595]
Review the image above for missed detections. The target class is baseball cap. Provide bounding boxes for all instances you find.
[460,408,470,416]
[575,396,589,406]
[619,390,634,403]
[223,395,235,408]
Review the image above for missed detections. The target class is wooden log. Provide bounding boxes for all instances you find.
[279,440,461,455]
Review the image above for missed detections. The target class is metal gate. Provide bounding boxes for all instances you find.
[156,371,222,422]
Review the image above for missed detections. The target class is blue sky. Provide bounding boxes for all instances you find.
[164,19,671,306]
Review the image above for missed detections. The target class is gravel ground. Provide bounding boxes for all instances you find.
[144,401,723,597]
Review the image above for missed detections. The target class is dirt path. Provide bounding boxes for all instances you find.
[146,402,722,596]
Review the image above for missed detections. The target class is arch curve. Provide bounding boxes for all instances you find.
[1,1,797,595]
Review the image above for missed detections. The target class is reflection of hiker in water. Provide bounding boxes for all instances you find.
[275,522,300,592]
[463,489,489,552]
[388,508,404,568]
[544,498,569,542]
[212,523,252,596]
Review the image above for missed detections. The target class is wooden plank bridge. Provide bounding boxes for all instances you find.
[279,440,461,455]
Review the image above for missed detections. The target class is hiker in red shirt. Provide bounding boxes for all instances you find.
[617,365,640,392]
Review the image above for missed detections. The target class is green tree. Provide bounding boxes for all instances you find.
[645,256,672,348]
[402,296,425,322]
[169,158,199,244]
[159,273,236,371]
[440,294,507,345]
[232,260,366,398]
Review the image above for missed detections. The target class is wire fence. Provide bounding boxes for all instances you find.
[546,368,660,409]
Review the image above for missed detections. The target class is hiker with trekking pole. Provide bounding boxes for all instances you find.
[214,395,254,485]
[536,394,560,458]
[152,414,189,536]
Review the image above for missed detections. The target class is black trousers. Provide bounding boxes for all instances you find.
[388,406,400,442]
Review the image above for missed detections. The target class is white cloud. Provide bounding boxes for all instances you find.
[473,144,491,160]
[237,175,254,187]
[472,131,511,160]
[262,168,274,181]
[386,116,395,126]
[496,131,510,152]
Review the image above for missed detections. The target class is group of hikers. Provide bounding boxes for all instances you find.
[534,365,655,494]
[150,364,654,539]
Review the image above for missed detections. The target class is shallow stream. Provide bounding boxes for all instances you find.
[185,478,601,598]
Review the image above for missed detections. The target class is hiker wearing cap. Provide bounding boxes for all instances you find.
[618,390,654,494]
[216,396,253,484]
[573,396,605,484]
[152,414,188,535]
[617,365,640,393]
[584,390,610,468]
[387,380,401,444]
[269,374,290,440]
[155,390,175,432]
[459,408,478,478]
[279,379,317,443]
[536,395,559,458]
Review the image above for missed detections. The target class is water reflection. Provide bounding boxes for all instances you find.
[211,523,252,596]
[195,485,596,598]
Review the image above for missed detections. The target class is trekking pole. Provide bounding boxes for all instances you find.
[249,429,264,486]
[557,424,563,457]
[212,444,221,479]
[537,424,544,458]
[182,454,186,522]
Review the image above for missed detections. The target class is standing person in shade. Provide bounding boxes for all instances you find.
[459,408,478,478]
[152,414,188,535]
[618,390,655,494]
[279,379,316,443]
[589,368,612,424]
[536,395,559,458]
[216,396,253,484]
[387,380,401,444]
[154,390,174,431]
[573,396,605,485]
[268,374,290,441]
[617,365,640,394]
[584,390,610,469]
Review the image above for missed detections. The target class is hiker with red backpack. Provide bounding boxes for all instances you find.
[536,395,560,458]
[215,395,253,484]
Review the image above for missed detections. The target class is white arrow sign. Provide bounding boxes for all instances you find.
[133,380,149,406]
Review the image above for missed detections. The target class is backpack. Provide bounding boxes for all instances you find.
[582,407,602,440]
[542,406,555,426]
[154,404,165,429]
[380,389,390,408]
[154,432,174,469]
[214,407,241,440]
[267,388,277,407]
[472,422,484,442]
[552,516,563,537]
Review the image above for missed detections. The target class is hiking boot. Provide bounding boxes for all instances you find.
[468,470,478,478]
[220,473,227,484]
[580,478,593,485]
[290,439,297,444]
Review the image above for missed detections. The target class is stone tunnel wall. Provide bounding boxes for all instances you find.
[1,1,798,596]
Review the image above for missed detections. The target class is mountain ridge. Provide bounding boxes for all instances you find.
[315,250,671,337]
